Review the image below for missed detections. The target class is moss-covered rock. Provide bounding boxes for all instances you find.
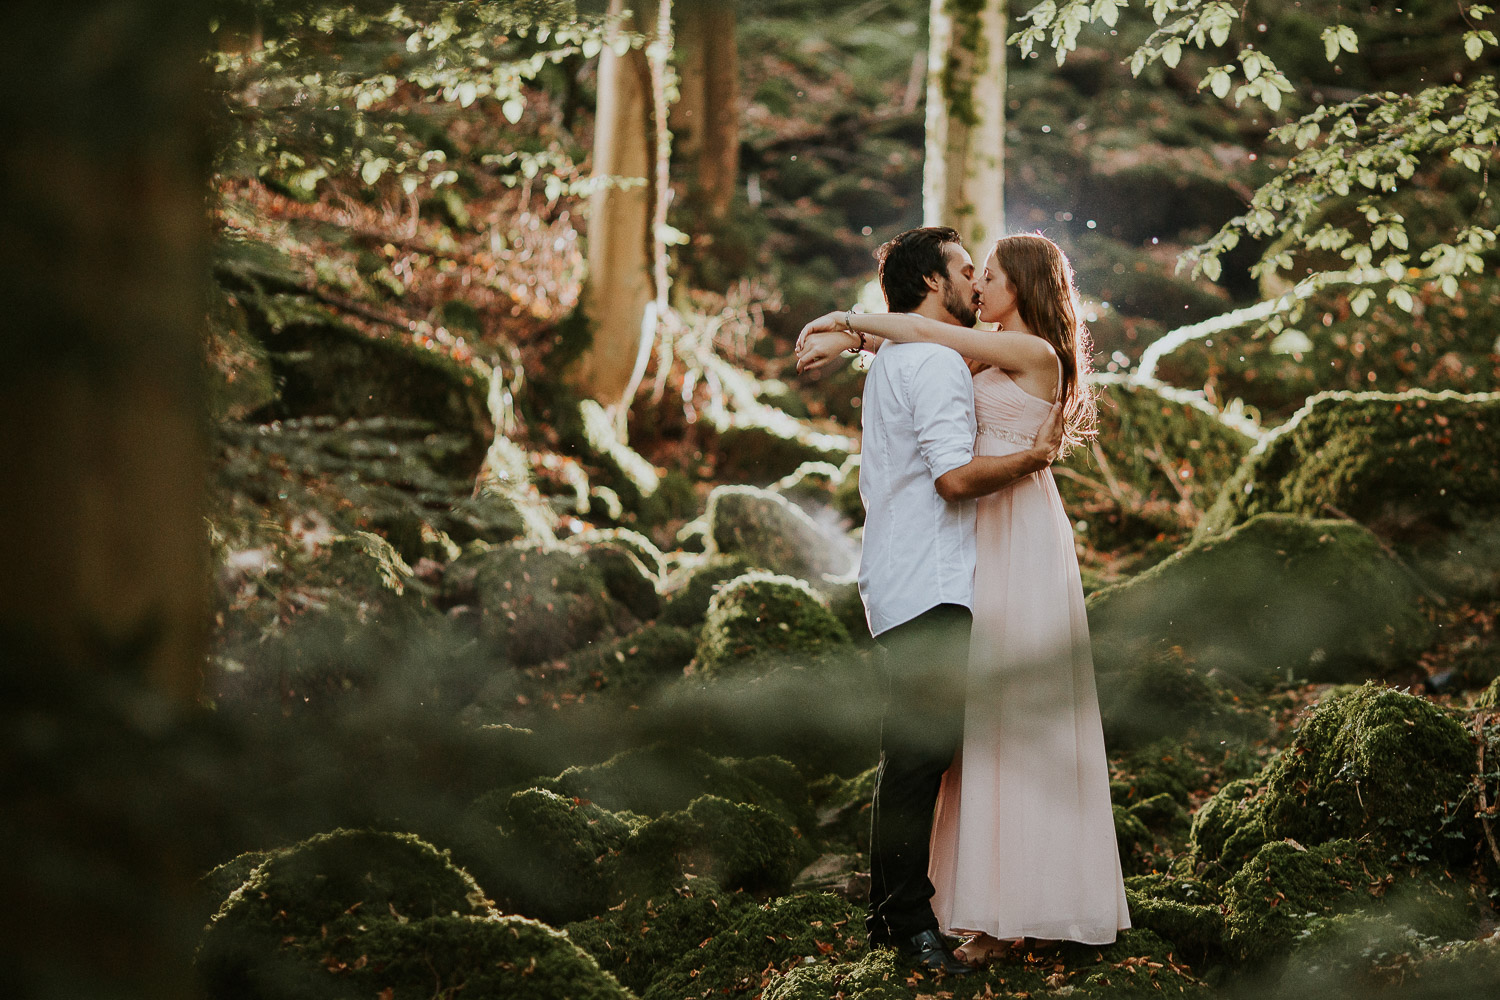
[1097,646,1269,750]
[706,486,857,584]
[1198,389,1500,598]
[1189,776,1271,873]
[579,540,662,622]
[467,787,636,925]
[1114,803,1154,875]
[713,421,852,487]
[572,527,668,581]
[1222,839,1384,965]
[1122,874,1226,968]
[532,744,816,835]
[571,882,865,1000]
[622,794,809,897]
[659,553,756,628]
[812,765,878,854]
[197,829,502,996]
[444,541,634,665]
[1256,684,1477,868]
[693,569,852,680]
[563,623,699,701]
[696,572,853,677]
[1088,513,1433,684]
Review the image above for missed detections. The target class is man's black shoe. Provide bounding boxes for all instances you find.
[896,929,972,976]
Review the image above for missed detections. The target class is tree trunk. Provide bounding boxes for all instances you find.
[576,0,664,413]
[673,0,740,220]
[0,4,211,997]
[923,0,1007,252]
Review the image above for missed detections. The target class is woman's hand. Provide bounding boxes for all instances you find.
[794,324,859,380]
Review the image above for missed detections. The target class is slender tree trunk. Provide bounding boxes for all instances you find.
[0,4,210,997]
[673,0,739,219]
[923,0,1007,251]
[577,0,665,413]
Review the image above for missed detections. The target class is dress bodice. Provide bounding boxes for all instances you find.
[972,367,1056,455]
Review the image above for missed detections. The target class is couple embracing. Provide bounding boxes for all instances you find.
[796,227,1130,973]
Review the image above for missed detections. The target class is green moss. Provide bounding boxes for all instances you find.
[1097,646,1269,750]
[659,554,755,627]
[532,744,816,834]
[444,541,631,665]
[622,794,808,897]
[1114,803,1154,875]
[1257,684,1477,868]
[1129,792,1191,834]
[1189,776,1271,873]
[1123,874,1226,968]
[1197,389,1500,598]
[579,540,662,623]
[714,422,852,488]
[572,527,668,581]
[198,829,500,996]
[761,948,912,1000]
[1088,514,1434,684]
[470,787,636,925]
[706,486,856,584]
[1222,839,1385,965]
[563,623,699,701]
[810,765,877,854]
[696,572,853,677]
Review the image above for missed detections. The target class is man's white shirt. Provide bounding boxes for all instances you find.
[857,341,977,637]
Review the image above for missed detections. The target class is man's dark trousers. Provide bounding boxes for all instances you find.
[866,602,971,944]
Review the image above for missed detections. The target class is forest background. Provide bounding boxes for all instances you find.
[4,0,1500,998]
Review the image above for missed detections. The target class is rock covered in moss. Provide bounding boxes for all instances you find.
[1197,389,1500,597]
[1088,513,1433,684]
[761,948,911,1000]
[572,527,668,581]
[573,881,864,1000]
[563,623,698,701]
[696,572,852,677]
[533,744,816,834]
[443,541,636,664]
[1257,684,1476,867]
[197,829,501,995]
[467,787,637,925]
[578,540,662,622]
[1097,646,1269,750]
[622,794,809,896]
[1059,377,1257,513]
[713,422,852,487]
[659,553,755,627]
[811,765,877,854]
[706,486,856,583]
[1123,874,1226,968]
[1189,776,1271,873]
[1114,803,1154,875]
[1222,839,1383,965]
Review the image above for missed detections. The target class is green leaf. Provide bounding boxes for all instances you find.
[1466,31,1485,61]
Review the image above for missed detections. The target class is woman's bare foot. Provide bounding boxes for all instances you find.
[954,933,1016,966]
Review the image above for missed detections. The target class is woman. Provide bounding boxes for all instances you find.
[796,233,1129,963]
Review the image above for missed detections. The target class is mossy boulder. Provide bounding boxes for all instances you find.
[563,623,699,701]
[713,421,852,487]
[1114,803,1154,875]
[1060,377,1258,514]
[443,541,636,664]
[1122,874,1227,969]
[1192,686,1477,875]
[578,540,662,622]
[1198,389,1500,598]
[658,553,755,628]
[811,765,878,854]
[532,744,817,834]
[696,572,853,677]
[1222,839,1385,965]
[1256,684,1477,868]
[1097,646,1269,750]
[572,881,864,1000]
[761,948,913,1000]
[706,486,857,584]
[572,527,668,581]
[621,794,809,897]
[467,787,637,925]
[1087,513,1433,684]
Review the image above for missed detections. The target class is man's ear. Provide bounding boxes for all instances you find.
[922,272,942,293]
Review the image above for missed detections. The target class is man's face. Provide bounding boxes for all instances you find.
[935,243,978,327]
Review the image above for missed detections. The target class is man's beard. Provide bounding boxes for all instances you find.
[942,278,978,327]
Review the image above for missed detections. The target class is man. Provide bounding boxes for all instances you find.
[796,227,1064,975]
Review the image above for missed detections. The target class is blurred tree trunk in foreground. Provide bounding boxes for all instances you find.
[673,0,740,220]
[0,2,210,997]
[576,0,667,414]
[923,0,1007,250]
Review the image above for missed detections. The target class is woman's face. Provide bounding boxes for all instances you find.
[976,251,1017,326]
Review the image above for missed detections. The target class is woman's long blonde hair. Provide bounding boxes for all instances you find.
[986,233,1098,453]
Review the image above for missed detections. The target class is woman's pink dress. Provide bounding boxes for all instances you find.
[928,367,1130,945]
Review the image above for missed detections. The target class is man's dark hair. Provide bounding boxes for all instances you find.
[875,226,963,313]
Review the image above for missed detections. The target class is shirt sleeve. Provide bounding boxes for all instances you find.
[907,349,976,481]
